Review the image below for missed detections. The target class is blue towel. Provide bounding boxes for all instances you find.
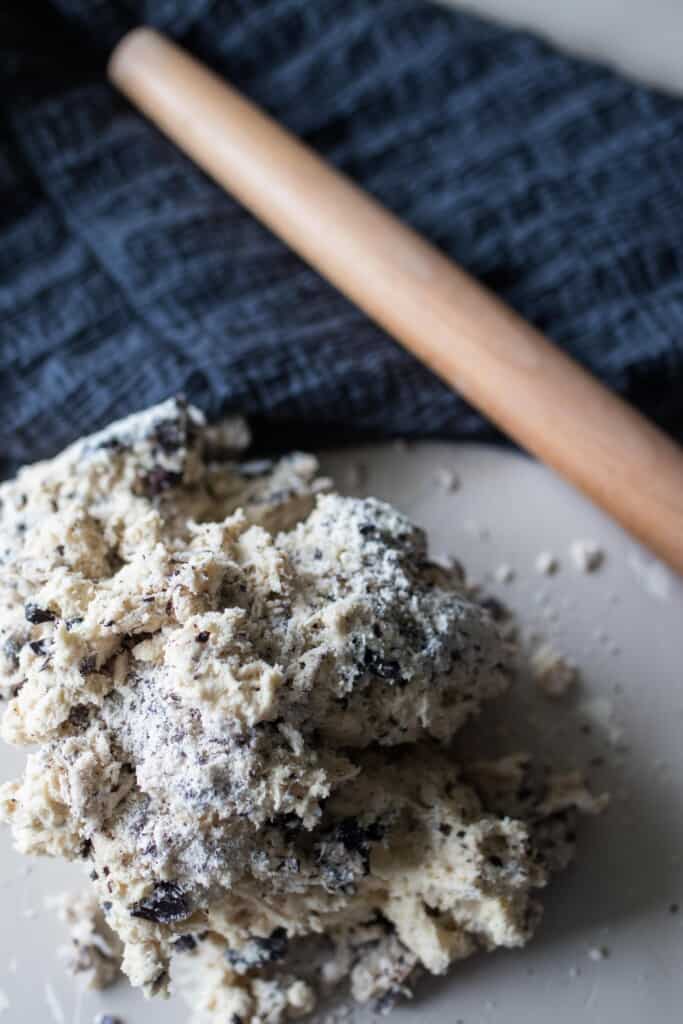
[2,0,683,476]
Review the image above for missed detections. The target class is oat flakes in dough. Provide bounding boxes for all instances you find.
[0,400,599,1022]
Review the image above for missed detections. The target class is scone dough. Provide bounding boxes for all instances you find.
[0,400,598,1022]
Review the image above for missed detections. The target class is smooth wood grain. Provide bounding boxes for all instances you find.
[109,28,683,574]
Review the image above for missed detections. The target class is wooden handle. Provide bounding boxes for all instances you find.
[109,28,683,574]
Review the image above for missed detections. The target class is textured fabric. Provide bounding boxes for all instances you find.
[2,0,683,477]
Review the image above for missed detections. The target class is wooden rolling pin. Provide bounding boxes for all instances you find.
[109,28,683,574]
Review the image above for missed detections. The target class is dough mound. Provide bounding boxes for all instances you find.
[0,401,594,1022]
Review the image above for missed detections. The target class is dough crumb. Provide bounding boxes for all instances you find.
[433,466,460,492]
[569,540,604,573]
[579,697,624,748]
[587,945,609,961]
[530,643,579,698]
[54,891,123,990]
[534,552,558,575]
[494,563,515,584]
[94,1016,124,1024]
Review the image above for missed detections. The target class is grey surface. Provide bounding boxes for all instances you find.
[1,441,682,1023]
[444,0,683,93]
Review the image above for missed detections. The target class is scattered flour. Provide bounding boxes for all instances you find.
[627,551,673,601]
[463,519,490,541]
[44,982,66,1024]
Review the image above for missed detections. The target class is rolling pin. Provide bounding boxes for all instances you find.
[109,28,683,575]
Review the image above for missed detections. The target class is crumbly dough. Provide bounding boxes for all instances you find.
[569,540,604,573]
[0,400,600,1022]
[530,642,579,698]
[534,552,559,576]
[54,889,123,990]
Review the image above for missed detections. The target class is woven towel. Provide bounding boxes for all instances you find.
[2,0,683,476]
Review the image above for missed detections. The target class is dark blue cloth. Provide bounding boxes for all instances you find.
[2,0,683,476]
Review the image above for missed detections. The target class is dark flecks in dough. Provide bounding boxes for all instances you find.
[24,602,56,624]
[130,882,190,925]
